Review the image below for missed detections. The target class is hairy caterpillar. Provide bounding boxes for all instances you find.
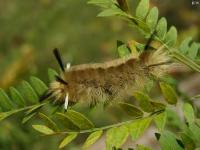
[40,43,171,110]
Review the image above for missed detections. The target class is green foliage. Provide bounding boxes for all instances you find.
[48,68,59,82]
[59,133,78,149]
[129,117,152,141]
[32,125,54,135]
[9,87,25,107]
[156,131,184,150]
[179,37,200,60]
[89,0,200,72]
[154,111,167,132]
[0,73,49,122]
[0,0,200,149]
[38,112,59,132]
[30,76,48,95]
[164,26,177,47]
[106,125,129,150]
[146,7,158,31]
[63,110,94,130]
[133,91,166,112]
[156,17,167,40]
[82,130,103,150]
[0,89,14,111]
[19,81,39,104]
[119,102,143,118]
[159,82,177,105]
[136,144,153,150]
[136,0,149,20]
[117,41,131,58]
[183,103,195,125]
[133,91,154,112]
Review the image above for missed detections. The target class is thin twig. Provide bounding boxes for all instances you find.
[43,109,164,136]
[191,94,200,100]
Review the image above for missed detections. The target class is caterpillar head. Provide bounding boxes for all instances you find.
[39,49,72,109]
[39,76,70,108]
[49,77,68,104]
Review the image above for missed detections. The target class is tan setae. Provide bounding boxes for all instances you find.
[41,46,171,108]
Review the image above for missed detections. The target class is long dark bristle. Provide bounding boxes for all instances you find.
[39,90,52,102]
[147,61,172,68]
[55,75,68,85]
[53,48,65,72]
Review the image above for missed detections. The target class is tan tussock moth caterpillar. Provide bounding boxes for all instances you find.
[40,37,171,110]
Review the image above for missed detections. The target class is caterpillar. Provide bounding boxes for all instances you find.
[40,43,171,110]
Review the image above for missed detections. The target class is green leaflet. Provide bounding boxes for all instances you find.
[136,0,149,20]
[172,50,200,73]
[38,112,59,132]
[180,133,195,150]
[0,88,14,111]
[129,117,152,141]
[116,0,129,12]
[189,123,200,143]
[30,76,48,96]
[150,101,166,111]
[117,40,131,58]
[144,79,154,94]
[146,7,158,31]
[106,125,129,150]
[87,0,117,8]
[157,131,184,150]
[0,112,12,121]
[19,81,39,104]
[166,108,183,129]
[188,42,199,60]
[97,7,128,17]
[48,68,58,82]
[179,37,192,54]
[32,124,54,135]
[26,103,46,116]
[133,91,154,112]
[196,119,200,127]
[65,110,94,130]
[119,102,144,118]
[154,111,167,132]
[156,17,167,40]
[59,133,78,149]
[179,37,200,60]
[9,87,25,107]
[22,112,37,124]
[164,26,177,47]
[56,112,79,131]
[0,109,23,121]
[136,144,153,150]
[82,130,103,150]
[183,103,195,125]
[159,82,177,105]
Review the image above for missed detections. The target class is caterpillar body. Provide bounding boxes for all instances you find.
[41,46,170,110]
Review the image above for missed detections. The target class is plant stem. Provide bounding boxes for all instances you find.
[191,94,200,100]
[0,102,48,121]
[45,109,164,136]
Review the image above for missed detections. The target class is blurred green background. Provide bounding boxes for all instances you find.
[0,0,199,149]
